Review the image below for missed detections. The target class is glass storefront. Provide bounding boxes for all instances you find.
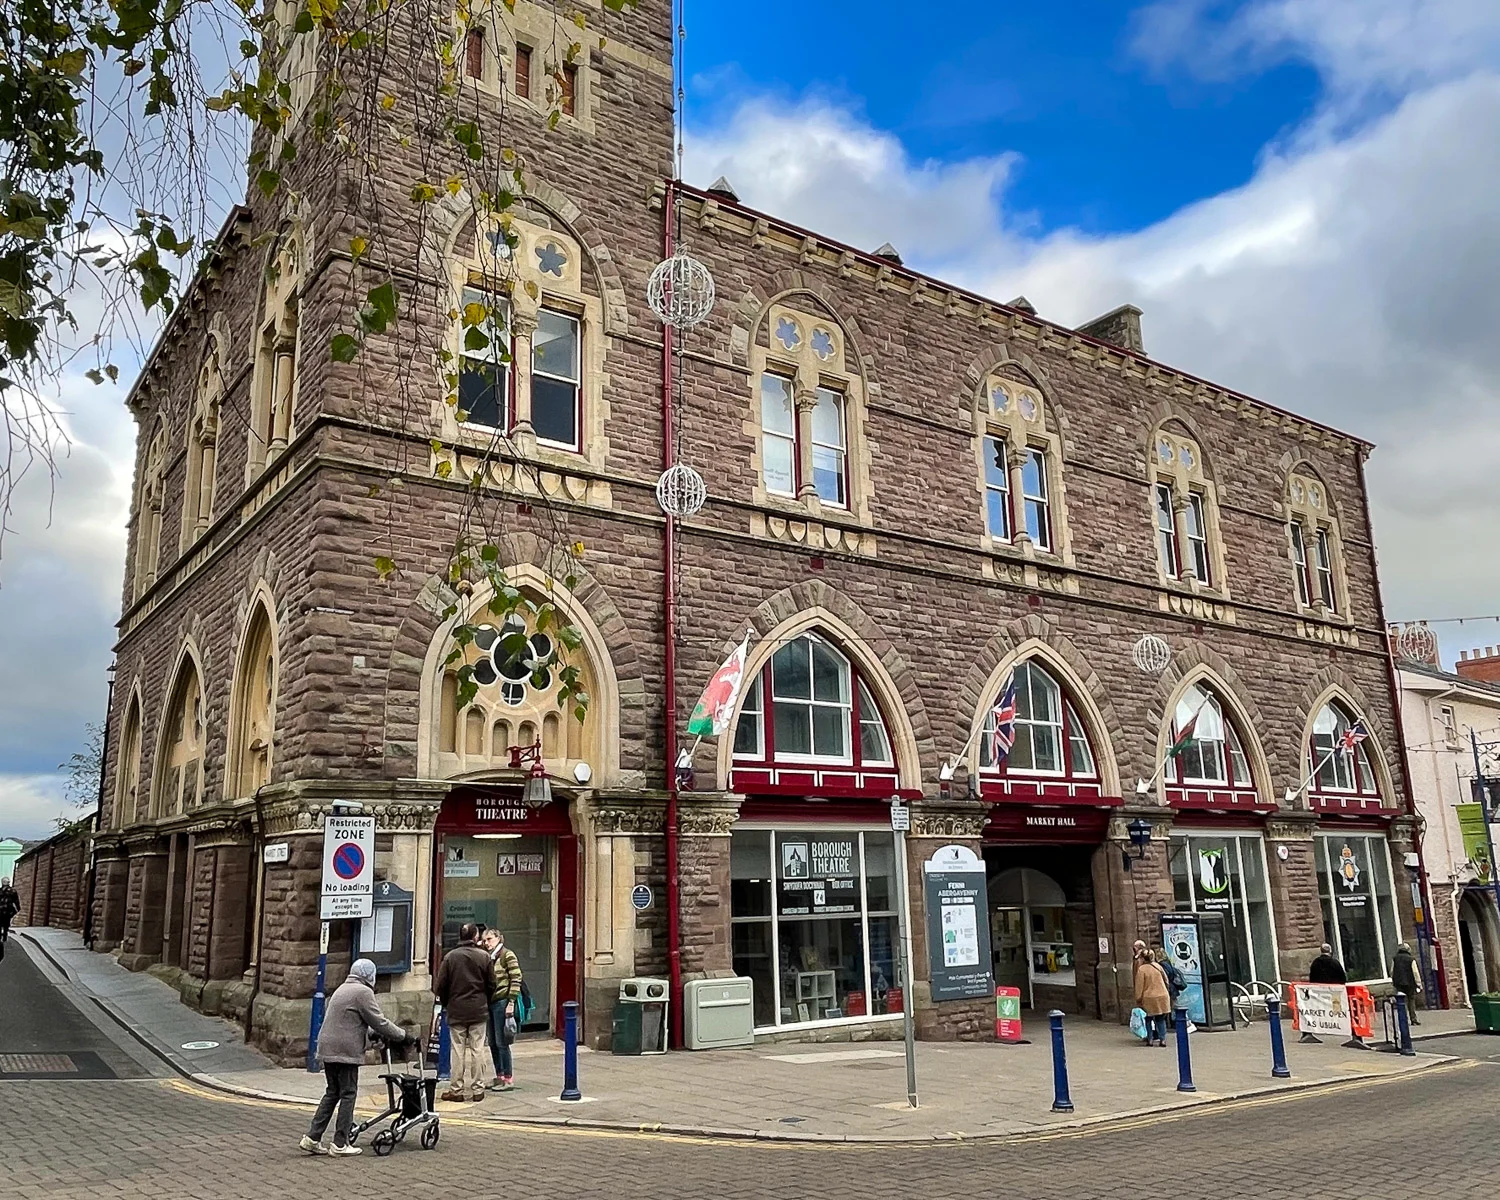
[440,832,555,1030]
[1169,833,1279,985]
[730,828,902,1030]
[1316,833,1401,982]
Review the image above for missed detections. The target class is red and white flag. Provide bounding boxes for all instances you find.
[687,634,751,738]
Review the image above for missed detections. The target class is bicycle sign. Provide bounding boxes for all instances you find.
[321,815,376,919]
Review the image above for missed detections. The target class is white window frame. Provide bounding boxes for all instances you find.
[1022,446,1051,550]
[769,635,853,765]
[1314,527,1336,612]
[759,371,798,498]
[1185,491,1210,583]
[810,386,847,508]
[730,824,907,1034]
[983,434,1011,540]
[1310,704,1375,794]
[1290,523,1312,606]
[532,307,582,451]
[732,673,764,760]
[1155,482,1179,577]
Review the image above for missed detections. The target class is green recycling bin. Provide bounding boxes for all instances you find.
[611,977,668,1054]
[1473,993,1500,1033]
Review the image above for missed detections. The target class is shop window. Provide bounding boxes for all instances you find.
[730,829,901,1030]
[227,603,276,798]
[1316,834,1401,983]
[1308,701,1379,797]
[989,868,1073,1007]
[732,635,892,768]
[1168,834,1279,986]
[1165,684,1252,789]
[979,660,1095,779]
[155,658,205,817]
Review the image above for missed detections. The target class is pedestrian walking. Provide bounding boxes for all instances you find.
[1308,942,1347,984]
[482,928,524,1092]
[0,878,19,942]
[1391,942,1423,1025]
[300,958,412,1157]
[434,922,496,1102]
[1134,947,1172,1046]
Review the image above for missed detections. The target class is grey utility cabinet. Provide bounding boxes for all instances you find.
[684,977,755,1050]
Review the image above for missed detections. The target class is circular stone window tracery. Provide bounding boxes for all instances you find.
[471,619,554,707]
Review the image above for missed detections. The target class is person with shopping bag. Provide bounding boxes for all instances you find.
[1133,945,1172,1046]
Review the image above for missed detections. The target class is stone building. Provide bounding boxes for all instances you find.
[1397,647,1500,1003]
[87,0,1444,1059]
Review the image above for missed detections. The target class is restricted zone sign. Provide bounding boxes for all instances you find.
[321,815,376,919]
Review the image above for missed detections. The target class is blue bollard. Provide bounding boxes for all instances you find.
[1394,993,1415,1057]
[1174,1004,1196,1093]
[560,1000,582,1101]
[437,1011,452,1080]
[1048,1010,1074,1113]
[1267,996,1291,1078]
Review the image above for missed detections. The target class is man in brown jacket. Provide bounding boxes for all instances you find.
[434,923,495,1102]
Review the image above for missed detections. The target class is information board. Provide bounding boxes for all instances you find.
[321,814,375,919]
[922,846,994,1002]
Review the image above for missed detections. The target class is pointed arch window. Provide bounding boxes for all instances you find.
[248,228,302,478]
[133,422,168,601]
[730,634,898,797]
[229,606,276,798]
[183,334,224,547]
[976,659,1101,802]
[156,660,205,817]
[114,695,143,828]
[1162,683,1262,810]
[1286,471,1347,618]
[1308,701,1380,799]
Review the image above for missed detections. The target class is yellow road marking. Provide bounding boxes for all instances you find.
[161,1058,1477,1152]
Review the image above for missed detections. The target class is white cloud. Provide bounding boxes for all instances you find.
[685,64,1500,669]
[0,773,78,842]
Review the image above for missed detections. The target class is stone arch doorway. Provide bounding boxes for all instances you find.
[986,860,1089,1013]
[1459,889,1500,999]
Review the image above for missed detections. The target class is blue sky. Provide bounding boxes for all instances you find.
[686,1,1322,235]
[3,0,1500,839]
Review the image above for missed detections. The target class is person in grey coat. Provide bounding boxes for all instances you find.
[300,958,411,1156]
[1391,942,1423,1026]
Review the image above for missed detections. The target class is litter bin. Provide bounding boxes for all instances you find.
[612,977,668,1055]
[1473,993,1500,1033]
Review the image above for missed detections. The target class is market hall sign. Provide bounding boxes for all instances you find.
[778,838,859,915]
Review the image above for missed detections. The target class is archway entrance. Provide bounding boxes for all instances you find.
[984,855,1090,1013]
[1460,889,1500,999]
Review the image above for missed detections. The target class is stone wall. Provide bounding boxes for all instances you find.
[13,830,89,932]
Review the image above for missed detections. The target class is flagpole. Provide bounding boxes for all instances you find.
[1283,742,1344,806]
[1136,691,1216,795]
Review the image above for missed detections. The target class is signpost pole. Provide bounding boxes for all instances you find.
[890,800,918,1110]
[307,919,329,1073]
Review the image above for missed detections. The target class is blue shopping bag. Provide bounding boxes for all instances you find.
[1129,1006,1149,1040]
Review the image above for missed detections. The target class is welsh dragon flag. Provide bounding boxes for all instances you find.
[687,635,750,737]
[1165,711,1199,759]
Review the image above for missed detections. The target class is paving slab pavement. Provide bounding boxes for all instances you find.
[14,926,1461,1142]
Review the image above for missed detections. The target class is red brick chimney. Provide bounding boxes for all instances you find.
[1457,647,1500,683]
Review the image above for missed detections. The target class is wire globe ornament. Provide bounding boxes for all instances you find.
[646,251,715,330]
[655,463,707,518]
[1131,634,1173,677]
[1396,621,1438,665]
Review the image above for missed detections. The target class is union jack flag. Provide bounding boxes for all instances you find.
[1339,719,1369,755]
[989,671,1018,767]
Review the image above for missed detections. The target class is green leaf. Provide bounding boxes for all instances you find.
[256,169,281,197]
[373,555,397,579]
[330,333,359,362]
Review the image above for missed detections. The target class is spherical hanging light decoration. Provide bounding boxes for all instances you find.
[1396,621,1438,664]
[1131,633,1173,677]
[656,463,707,518]
[647,251,715,330]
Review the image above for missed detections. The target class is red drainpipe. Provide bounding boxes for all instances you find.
[1356,449,1449,1007]
[661,180,684,1047]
